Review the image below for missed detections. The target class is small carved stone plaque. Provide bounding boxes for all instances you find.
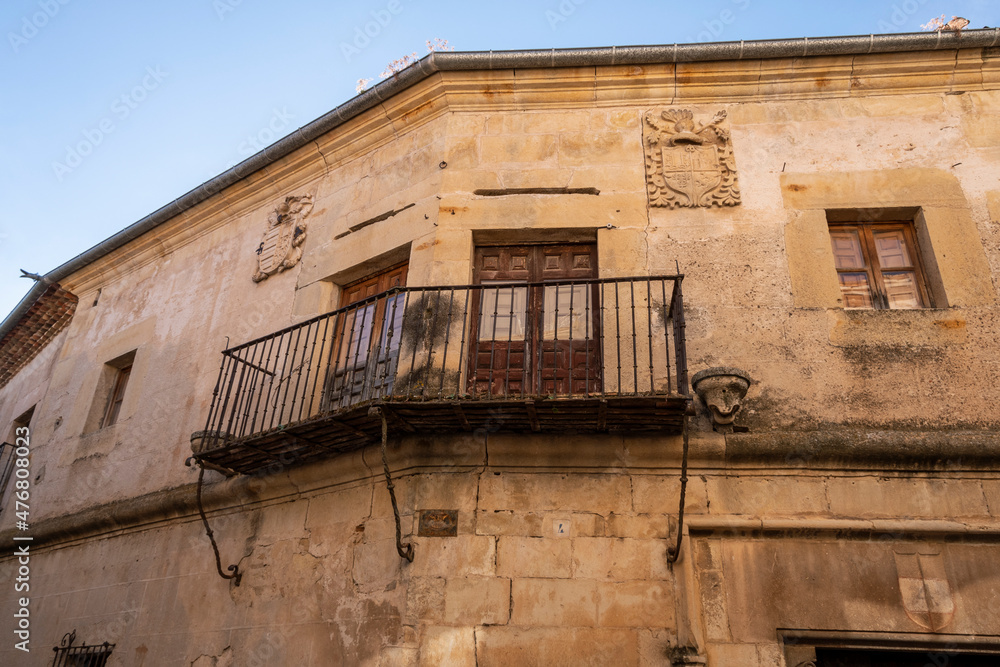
[418,509,458,537]
[643,109,740,208]
[252,194,313,282]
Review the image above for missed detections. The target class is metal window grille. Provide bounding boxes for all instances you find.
[52,631,114,667]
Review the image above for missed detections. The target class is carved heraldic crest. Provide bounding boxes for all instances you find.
[643,109,740,208]
[252,195,313,283]
[893,551,955,632]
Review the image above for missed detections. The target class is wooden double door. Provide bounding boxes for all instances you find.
[470,244,601,397]
[328,263,407,407]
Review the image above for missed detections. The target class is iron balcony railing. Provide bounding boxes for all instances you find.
[198,275,688,455]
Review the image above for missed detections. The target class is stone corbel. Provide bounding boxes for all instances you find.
[669,646,707,666]
[691,367,752,433]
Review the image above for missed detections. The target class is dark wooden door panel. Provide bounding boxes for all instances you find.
[472,341,526,396]
[471,244,599,397]
[538,341,601,395]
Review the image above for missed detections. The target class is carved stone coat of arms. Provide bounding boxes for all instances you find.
[643,109,740,208]
[893,551,955,632]
[252,195,313,283]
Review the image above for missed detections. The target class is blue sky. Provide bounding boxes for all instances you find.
[1,0,996,317]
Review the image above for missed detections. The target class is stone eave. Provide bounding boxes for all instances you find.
[2,29,998,342]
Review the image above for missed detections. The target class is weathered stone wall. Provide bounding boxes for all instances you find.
[1,46,998,665]
[1,433,998,664]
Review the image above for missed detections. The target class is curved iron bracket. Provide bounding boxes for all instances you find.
[370,406,415,562]
[667,407,693,565]
[192,462,242,586]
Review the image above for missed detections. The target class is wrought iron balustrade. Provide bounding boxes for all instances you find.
[195,275,689,473]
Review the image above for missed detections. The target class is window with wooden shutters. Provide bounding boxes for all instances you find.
[470,244,600,397]
[102,364,131,428]
[828,222,931,309]
[327,263,407,407]
[83,350,136,433]
[0,407,33,513]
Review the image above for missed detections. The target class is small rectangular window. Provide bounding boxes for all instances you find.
[102,364,132,428]
[12,406,34,433]
[1,407,35,511]
[85,350,137,433]
[0,443,15,513]
[828,221,931,309]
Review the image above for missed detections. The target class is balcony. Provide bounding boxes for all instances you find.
[192,275,690,474]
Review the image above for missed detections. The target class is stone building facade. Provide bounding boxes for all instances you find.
[1,30,1000,666]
